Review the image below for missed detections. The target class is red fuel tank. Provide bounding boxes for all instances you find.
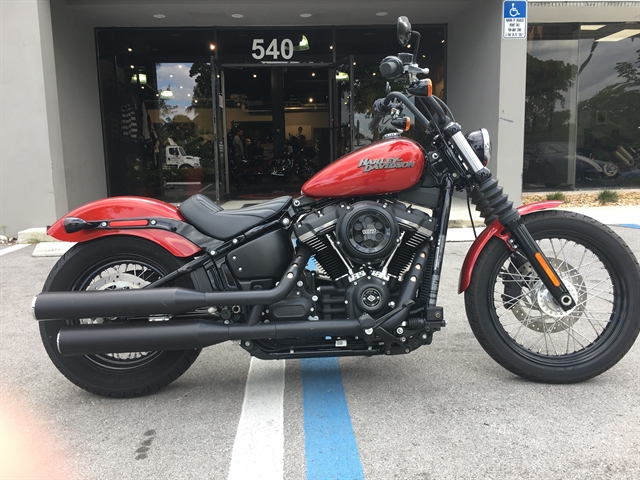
[301,138,425,198]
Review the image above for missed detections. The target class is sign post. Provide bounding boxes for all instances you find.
[503,1,527,39]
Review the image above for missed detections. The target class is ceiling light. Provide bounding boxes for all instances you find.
[153,14,165,19]
[596,29,640,42]
[293,35,309,52]
[231,13,244,18]
[210,44,216,50]
[376,12,388,16]
[127,47,132,52]
[309,98,314,103]
[330,46,333,50]
[130,64,135,69]
[160,87,173,98]
[300,13,312,18]
[312,72,316,76]
[130,73,147,84]
[253,74,257,78]
[581,24,605,30]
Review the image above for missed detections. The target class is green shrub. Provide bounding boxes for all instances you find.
[597,189,619,205]
[546,191,566,201]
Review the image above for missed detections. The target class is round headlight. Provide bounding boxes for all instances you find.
[465,128,491,166]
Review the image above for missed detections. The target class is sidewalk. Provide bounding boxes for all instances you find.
[19,195,640,257]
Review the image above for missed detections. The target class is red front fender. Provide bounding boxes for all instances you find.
[457,201,563,293]
[47,197,202,258]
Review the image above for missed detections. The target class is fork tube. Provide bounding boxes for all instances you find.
[425,176,454,306]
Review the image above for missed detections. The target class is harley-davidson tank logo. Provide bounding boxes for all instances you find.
[357,157,415,173]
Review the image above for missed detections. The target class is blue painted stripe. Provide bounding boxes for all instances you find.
[301,357,364,480]
[618,224,640,229]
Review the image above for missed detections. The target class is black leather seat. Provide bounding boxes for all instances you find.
[178,194,292,241]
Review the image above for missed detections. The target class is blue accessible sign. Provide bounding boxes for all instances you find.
[503,1,527,39]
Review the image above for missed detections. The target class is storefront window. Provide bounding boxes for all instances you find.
[155,62,216,202]
[524,23,640,190]
[97,25,445,203]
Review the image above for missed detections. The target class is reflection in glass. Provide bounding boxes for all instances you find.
[524,23,640,191]
[154,63,216,203]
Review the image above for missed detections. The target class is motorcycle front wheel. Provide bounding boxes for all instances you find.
[465,210,640,383]
[39,236,201,397]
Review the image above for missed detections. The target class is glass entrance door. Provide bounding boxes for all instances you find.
[329,56,354,162]
[212,60,229,202]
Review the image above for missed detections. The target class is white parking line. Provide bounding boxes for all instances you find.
[0,244,28,256]
[228,357,285,480]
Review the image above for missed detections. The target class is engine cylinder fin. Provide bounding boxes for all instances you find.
[388,231,430,277]
[301,235,348,280]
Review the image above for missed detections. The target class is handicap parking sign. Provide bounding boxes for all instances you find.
[503,1,527,39]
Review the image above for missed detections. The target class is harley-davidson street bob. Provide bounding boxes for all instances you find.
[32,17,640,398]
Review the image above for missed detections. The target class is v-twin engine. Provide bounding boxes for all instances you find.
[293,199,435,319]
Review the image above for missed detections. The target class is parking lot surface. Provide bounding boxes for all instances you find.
[1,226,638,479]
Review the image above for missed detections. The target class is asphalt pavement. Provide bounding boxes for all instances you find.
[1,223,639,479]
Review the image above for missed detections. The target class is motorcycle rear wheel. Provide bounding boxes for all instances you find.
[465,210,640,383]
[39,236,201,397]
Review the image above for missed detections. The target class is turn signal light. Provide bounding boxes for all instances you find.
[425,78,432,97]
[390,117,411,131]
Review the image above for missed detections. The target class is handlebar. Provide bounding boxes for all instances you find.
[369,114,384,131]
[369,91,451,132]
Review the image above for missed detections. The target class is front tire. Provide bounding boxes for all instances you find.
[465,210,640,383]
[39,236,201,397]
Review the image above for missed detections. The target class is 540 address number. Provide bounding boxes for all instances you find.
[252,39,295,60]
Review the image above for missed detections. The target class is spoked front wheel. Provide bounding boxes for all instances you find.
[465,210,640,383]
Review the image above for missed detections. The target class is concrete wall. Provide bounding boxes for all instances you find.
[0,0,65,237]
[50,1,107,210]
[447,0,527,206]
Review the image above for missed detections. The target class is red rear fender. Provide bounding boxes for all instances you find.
[47,197,201,258]
[457,201,563,293]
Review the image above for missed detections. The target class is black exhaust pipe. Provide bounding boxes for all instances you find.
[33,248,311,321]
[57,319,364,356]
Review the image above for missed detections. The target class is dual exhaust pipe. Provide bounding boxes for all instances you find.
[32,244,422,357]
[34,248,330,356]
[33,248,311,321]
[56,319,364,356]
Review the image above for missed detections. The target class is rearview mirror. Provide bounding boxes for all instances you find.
[397,16,412,46]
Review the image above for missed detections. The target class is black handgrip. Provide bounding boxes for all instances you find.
[369,114,383,131]
[379,56,404,79]
[369,97,392,131]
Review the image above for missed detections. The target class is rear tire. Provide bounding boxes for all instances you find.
[465,211,640,383]
[39,236,201,397]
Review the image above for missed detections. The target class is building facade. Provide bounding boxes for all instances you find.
[1,1,638,236]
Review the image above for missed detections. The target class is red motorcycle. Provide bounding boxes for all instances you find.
[33,17,640,397]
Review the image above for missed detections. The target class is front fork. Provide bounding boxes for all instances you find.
[469,173,576,311]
